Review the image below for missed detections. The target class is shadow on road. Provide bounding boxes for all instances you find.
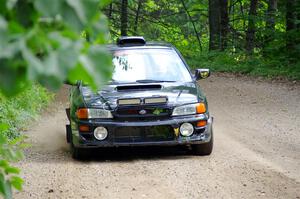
[26,144,197,163]
[78,146,194,162]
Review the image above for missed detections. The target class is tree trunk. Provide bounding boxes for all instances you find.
[134,0,143,34]
[266,0,277,31]
[286,0,296,51]
[209,0,221,50]
[220,0,229,50]
[245,0,258,54]
[286,0,296,32]
[262,0,277,52]
[264,0,277,47]
[120,0,128,36]
[297,1,300,30]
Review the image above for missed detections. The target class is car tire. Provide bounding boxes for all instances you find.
[66,125,71,143]
[192,130,213,156]
[71,143,88,160]
[68,128,88,160]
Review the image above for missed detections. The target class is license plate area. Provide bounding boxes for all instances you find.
[114,126,174,142]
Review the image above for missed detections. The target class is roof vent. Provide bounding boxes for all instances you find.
[117,36,146,46]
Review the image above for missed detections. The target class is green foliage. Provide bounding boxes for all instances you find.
[0,0,113,198]
[107,0,300,81]
[0,85,53,139]
[0,85,53,198]
[0,0,112,97]
[0,124,25,199]
[188,51,300,80]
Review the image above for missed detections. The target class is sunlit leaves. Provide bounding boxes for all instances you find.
[66,0,99,25]
[0,0,113,198]
[0,132,24,199]
[0,17,9,55]
[34,0,63,18]
[10,176,23,191]
[80,46,112,84]
[0,85,52,198]
[0,172,12,199]
[0,59,27,97]
[0,0,112,96]
[69,46,113,89]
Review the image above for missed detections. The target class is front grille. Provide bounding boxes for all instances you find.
[116,108,170,116]
[114,126,174,142]
[114,105,172,121]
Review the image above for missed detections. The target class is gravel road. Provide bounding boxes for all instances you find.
[15,73,300,199]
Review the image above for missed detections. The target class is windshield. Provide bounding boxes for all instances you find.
[112,49,192,83]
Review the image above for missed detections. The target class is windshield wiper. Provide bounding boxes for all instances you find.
[135,79,176,83]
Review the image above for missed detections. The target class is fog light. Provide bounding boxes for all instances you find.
[180,123,194,136]
[94,126,108,140]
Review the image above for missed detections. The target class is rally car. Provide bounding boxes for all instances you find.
[66,36,213,159]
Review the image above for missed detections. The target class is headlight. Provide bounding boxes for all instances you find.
[172,103,206,116]
[76,108,113,119]
[94,126,108,140]
[180,123,194,136]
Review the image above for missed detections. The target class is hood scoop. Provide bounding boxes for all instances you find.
[116,84,162,92]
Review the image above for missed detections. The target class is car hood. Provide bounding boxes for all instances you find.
[83,82,202,109]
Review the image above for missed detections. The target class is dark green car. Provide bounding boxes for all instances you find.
[66,37,213,159]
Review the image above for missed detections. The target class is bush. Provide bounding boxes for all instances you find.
[186,51,300,80]
[0,85,53,139]
[0,84,53,198]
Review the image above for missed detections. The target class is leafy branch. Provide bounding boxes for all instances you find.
[0,0,113,198]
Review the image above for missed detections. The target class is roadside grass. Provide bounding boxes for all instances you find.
[0,85,54,139]
[187,51,300,80]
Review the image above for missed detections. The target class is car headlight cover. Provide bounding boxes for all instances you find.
[180,123,194,136]
[94,126,108,140]
[77,108,113,119]
[172,103,206,116]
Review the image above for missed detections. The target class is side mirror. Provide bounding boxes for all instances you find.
[195,69,210,80]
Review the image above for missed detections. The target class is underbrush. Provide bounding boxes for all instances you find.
[0,85,53,139]
[186,51,300,80]
[0,84,53,197]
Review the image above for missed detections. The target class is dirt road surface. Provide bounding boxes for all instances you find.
[15,74,300,199]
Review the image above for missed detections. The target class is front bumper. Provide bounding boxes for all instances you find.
[70,115,213,148]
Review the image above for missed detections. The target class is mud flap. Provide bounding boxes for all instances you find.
[66,124,71,143]
[65,108,71,121]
